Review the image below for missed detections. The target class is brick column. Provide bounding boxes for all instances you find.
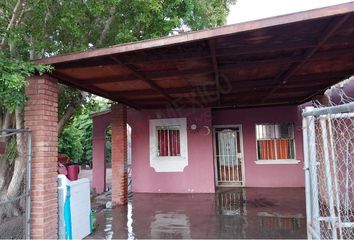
[24,75,58,239]
[111,104,128,205]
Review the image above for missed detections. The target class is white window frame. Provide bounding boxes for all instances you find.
[255,123,300,165]
[149,118,188,172]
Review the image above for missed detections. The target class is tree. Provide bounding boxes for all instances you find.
[0,0,236,220]
[0,55,50,219]
[59,98,110,164]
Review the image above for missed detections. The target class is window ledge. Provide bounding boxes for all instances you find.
[255,160,300,165]
[151,157,188,172]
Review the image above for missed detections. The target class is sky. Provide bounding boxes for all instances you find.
[227,0,353,24]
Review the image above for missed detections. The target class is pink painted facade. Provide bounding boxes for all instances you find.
[92,112,111,193]
[128,108,215,193]
[213,106,304,188]
[92,105,305,193]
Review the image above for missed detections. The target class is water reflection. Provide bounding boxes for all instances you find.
[257,212,305,238]
[103,209,113,239]
[150,213,191,239]
[127,201,134,240]
[89,188,306,239]
[216,189,247,216]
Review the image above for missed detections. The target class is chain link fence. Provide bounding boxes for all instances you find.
[0,129,31,239]
[303,88,354,239]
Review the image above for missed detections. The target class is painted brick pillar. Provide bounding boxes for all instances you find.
[24,75,58,239]
[111,104,128,205]
[92,124,106,194]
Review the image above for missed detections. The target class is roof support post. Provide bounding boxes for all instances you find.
[111,103,128,206]
[24,75,58,239]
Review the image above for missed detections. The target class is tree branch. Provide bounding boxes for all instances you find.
[58,91,88,133]
[58,105,76,133]
[0,0,25,47]
[14,3,26,27]
[97,6,116,47]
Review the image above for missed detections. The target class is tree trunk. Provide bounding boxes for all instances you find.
[58,90,88,133]
[0,110,12,191]
[1,110,12,130]
[58,104,75,133]
[5,107,25,216]
[97,6,116,47]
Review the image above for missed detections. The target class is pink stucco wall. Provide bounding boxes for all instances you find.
[212,106,304,187]
[128,108,216,193]
[92,105,304,193]
[92,113,110,193]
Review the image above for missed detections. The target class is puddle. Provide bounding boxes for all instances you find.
[88,188,307,239]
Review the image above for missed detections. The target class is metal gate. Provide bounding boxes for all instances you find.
[303,102,354,239]
[214,126,244,186]
[0,129,31,239]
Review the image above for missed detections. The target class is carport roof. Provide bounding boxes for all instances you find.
[37,2,354,109]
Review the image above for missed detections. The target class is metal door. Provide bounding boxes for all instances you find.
[214,126,244,186]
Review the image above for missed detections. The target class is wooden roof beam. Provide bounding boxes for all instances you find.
[82,68,351,98]
[54,41,315,69]
[67,75,139,85]
[208,39,221,104]
[262,14,350,103]
[113,78,277,96]
[110,56,174,102]
[141,99,302,110]
[58,46,354,85]
[55,44,354,75]
[136,55,300,80]
[122,41,316,65]
[50,72,141,109]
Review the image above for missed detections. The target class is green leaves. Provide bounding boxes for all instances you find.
[59,98,110,163]
[0,0,235,164]
[58,124,84,163]
[0,54,52,112]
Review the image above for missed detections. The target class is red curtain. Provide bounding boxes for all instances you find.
[259,139,290,160]
[158,129,180,156]
[158,129,168,156]
[169,130,180,156]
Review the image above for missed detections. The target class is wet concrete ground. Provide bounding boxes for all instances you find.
[88,188,307,239]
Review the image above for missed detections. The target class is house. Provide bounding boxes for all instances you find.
[26,2,354,238]
[91,104,304,193]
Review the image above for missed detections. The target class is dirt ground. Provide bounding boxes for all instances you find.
[0,215,24,239]
[79,168,112,190]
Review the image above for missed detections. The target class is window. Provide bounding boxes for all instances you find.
[255,123,299,164]
[157,126,180,157]
[149,118,188,172]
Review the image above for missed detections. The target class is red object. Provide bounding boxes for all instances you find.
[66,165,79,181]
[157,129,180,156]
[58,153,70,165]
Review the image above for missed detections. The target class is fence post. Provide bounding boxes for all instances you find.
[327,116,343,239]
[25,130,32,240]
[320,117,337,239]
[302,109,312,239]
[305,106,321,237]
